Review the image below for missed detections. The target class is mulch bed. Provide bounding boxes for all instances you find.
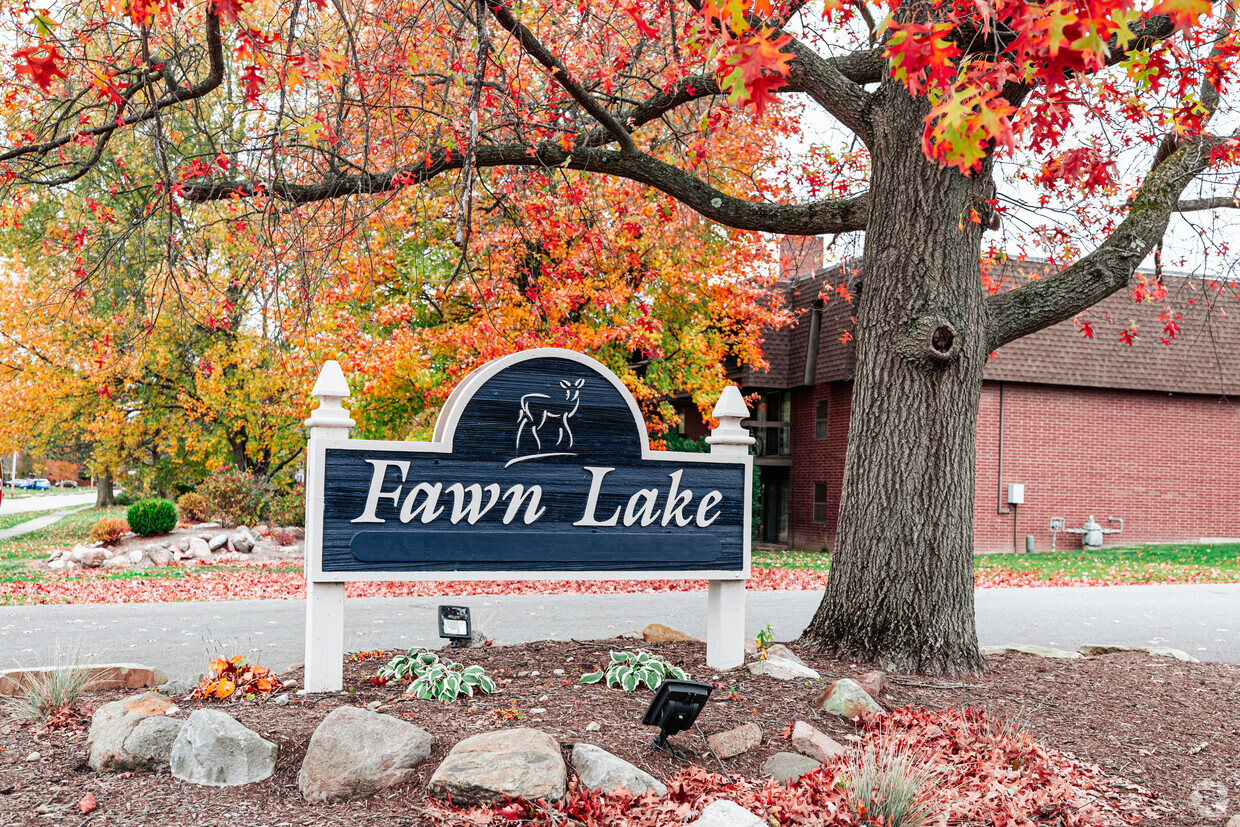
[1,641,1237,826]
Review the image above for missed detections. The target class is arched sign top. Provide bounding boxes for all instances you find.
[434,350,649,467]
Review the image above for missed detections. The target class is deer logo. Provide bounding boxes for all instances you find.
[515,378,585,457]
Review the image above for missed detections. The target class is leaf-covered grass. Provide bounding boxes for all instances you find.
[0,506,126,568]
[756,542,1240,584]
[0,512,40,532]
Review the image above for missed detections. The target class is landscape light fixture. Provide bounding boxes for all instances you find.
[642,678,713,758]
[438,605,472,647]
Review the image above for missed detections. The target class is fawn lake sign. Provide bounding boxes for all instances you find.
[303,349,754,690]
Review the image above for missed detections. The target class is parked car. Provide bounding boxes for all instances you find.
[33,478,51,490]
[11,478,33,489]
[55,480,79,488]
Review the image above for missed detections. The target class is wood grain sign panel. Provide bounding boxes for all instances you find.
[309,352,750,581]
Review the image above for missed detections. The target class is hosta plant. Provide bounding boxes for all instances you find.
[371,649,496,702]
[579,650,688,691]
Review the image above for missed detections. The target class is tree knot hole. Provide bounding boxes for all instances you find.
[931,325,955,354]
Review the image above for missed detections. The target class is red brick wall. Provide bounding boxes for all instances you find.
[779,380,1240,552]
[787,382,851,550]
[973,381,1240,553]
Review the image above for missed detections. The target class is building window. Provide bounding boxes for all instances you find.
[815,398,829,440]
[813,483,828,523]
[752,390,791,457]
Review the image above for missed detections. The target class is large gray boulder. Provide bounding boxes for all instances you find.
[570,743,666,796]
[747,656,820,681]
[88,691,174,742]
[763,752,822,785]
[298,706,434,803]
[980,644,1081,659]
[170,709,277,787]
[89,712,184,772]
[429,728,566,805]
[813,679,883,720]
[692,800,767,826]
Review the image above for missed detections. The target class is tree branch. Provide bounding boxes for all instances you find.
[1176,195,1240,211]
[485,0,637,155]
[180,144,868,235]
[985,133,1231,351]
[0,13,225,177]
[785,37,872,144]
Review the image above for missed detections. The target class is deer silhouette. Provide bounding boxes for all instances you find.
[516,378,585,454]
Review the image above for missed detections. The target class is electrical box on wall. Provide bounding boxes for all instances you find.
[1008,483,1025,505]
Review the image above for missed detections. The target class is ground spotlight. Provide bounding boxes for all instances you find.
[642,678,713,758]
[438,605,472,646]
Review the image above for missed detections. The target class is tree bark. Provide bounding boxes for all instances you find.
[800,81,990,675]
[95,469,117,508]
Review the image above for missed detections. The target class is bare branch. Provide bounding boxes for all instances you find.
[1176,195,1240,211]
[986,132,1232,351]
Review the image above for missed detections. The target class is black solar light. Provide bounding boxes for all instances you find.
[438,605,472,647]
[642,679,713,758]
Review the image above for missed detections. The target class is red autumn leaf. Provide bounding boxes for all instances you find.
[240,65,264,104]
[1152,0,1213,31]
[78,793,97,814]
[15,42,68,93]
[884,21,962,94]
[719,28,794,115]
[211,0,250,24]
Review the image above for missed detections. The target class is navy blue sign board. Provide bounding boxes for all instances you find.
[306,350,751,583]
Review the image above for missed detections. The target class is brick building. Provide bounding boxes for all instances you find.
[680,239,1240,553]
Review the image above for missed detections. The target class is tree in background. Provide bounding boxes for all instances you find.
[1,0,1238,672]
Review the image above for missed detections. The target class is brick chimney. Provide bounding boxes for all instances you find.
[779,236,823,280]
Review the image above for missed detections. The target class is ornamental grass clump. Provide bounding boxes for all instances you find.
[578,649,689,691]
[3,647,93,725]
[837,739,941,827]
[369,649,496,701]
[126,498,178,535]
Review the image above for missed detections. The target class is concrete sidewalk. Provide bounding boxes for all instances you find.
[1,583,1236,679]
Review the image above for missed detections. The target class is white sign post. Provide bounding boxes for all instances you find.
[304,361,354,692]
[301,350,752,692]
[704,386,755,671]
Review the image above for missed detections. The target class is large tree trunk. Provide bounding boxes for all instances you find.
[801,82,991,675]
[95,469,116,508]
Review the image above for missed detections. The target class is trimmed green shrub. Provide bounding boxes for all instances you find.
[198,472,272,527]
[176,491,210,523]
[126,498,178,536]
[268,483,305,528]
[88,517,129,544]
[113,490,135,507]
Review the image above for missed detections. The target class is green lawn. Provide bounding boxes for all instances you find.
[0,506,126,570]
[974,542,1240,580]
[756,542,1240,584]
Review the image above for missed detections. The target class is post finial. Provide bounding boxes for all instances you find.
[306,360,356,431]
[706,385,754,451]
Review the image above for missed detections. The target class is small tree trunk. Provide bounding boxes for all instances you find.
[800,83,991,675]
[95,469,116,508]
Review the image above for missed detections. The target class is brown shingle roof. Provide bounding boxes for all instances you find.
[744,258,1240,397]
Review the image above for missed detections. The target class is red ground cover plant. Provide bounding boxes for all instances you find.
[193,655,283,700]
[419,707,1164,826]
